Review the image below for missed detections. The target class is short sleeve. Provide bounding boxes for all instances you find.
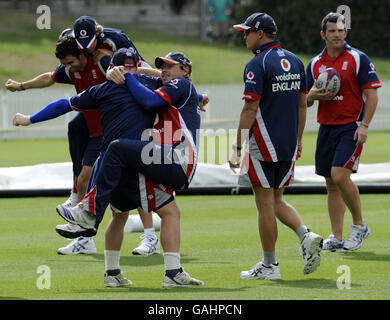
[154,78,191,106]
[298,59,308,94]
[69,85,99,111]
[51,64,73,84]
[305,59,315,92]
[99,55,111,73]
[358,53,382,89]
[242,59,263,100]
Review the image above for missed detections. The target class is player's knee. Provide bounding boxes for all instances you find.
[330,170,349,186]
[107,139,122,153]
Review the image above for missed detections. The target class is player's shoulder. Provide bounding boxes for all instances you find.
[135,73,161,89]
[345,43,371,61]
[307,49,324,68]
[279,48,304,66]
[166,77,191,88]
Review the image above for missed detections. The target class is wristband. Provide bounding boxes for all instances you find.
[232,143,242,151]
[20,82,26,90]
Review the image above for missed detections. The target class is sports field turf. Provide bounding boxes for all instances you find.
[0,193,389,300]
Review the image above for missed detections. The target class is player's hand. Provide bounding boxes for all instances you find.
[229,149,241,173]
[107,66,125,84]
[93,48,113,64]
[354,125,368,146]
[297,142,303,159]
[199,94,209,112]
[308,80,334,101]
[13,113,31,126]
[5,79,22,92]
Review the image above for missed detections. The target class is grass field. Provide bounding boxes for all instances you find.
[0,131,389,167]
[0,194,389,300]
[0,10,390,86]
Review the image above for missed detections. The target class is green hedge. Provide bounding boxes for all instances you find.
[230,0,390,58]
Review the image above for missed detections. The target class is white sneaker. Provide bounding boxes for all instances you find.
[343,223,370,251]
[301,231,323,275]
[104,272,132,287]
[56,203,96,237]
[162,268,205,288]
[321,234,345,252]
[132,234,160,255]
[240,261,281,280]
[62,191,78,208]
[55,223,89,239]
[57,237,97,255]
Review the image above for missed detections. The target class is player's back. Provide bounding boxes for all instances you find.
[250,46,306,161]
[91,81,156,151]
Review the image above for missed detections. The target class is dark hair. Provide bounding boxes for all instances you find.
[55,35,81,59]
[321,12,345,32]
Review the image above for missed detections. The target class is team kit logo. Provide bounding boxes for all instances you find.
[280,59,291,72]
[245,71,256,85]
[79,29,88,38]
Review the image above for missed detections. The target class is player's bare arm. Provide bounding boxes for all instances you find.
[137,67,161,77]
[297,93,308,159]
[5,72,54,92]
[229,99,259,170]
[307,80,334,107]
[354,88,378,146]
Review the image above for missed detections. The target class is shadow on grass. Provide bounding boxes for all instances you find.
[338,251,390,262]
[267,278,362,289]
[71,286,253,295]
[90,254,200,267]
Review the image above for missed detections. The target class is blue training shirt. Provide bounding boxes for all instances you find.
[69,74,159,151]
[242,40,307,162]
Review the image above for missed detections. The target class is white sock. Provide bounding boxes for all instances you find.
[104,250,120,271]
[144,227,156,238]
[163,252,181,270]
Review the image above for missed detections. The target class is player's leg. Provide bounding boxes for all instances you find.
[274,186,322,274]
[57,136,101,252]
[330,167,369,250]
[132,208,160,255]
[254,186,277,253]
[325,176,346,241]
[75,165,93,202]
[239,158,280,280]
[315,124,346,251]
[156,200,204,288]
[104,209,132,287]
[64,112,89,207]
[330,123,370,250]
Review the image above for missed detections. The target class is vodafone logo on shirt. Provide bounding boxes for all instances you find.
[247,71,254,80]
[245,71,256,85]
[280,59,291,72]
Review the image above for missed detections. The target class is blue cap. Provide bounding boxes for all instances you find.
[233,13,277,34]
[74,16,97,49]
[110,48,138,67]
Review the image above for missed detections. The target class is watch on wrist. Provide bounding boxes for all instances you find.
[232,143,242,151]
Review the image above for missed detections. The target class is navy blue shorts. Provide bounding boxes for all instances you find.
[315,122,363,177]
[82,136,102,167]
[85,154,174,216]
[238,152,295,189]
